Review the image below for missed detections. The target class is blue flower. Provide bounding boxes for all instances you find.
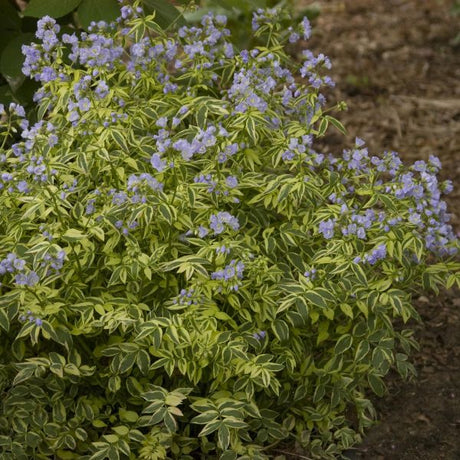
[225,176,238,188]
[15,271,40,286]
[197,226,209,238]
[300,17,312,40]
[364,244,387,265]
[211,260,245,286]
[95,80,109,99]
[253,330,266,340]
[150,154,167,172]
[318,219,335,239]
[209,212,239,235]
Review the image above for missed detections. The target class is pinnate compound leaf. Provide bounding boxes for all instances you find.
[198,419,221,437]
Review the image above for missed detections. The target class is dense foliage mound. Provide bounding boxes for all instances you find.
[0,3,458,459]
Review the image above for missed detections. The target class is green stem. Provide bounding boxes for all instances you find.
[47,186,85,281]
[26,287,46,308]
[47,186,66,226]
[267,25,274,48]
[70,245,85,280]
[0,123,12,151]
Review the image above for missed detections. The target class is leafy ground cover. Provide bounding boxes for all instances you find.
[293,0,460,458]
[0,1,458,458]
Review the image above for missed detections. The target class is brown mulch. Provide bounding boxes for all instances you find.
[294,0,460,458]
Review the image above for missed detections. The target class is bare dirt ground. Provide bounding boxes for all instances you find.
[296,0,460,458]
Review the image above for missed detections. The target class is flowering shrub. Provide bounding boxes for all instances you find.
[0,0,184,107]
[0,2,459,459]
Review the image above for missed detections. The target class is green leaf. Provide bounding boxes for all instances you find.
[111,130,128,150]
[334,334,353,354]
[199,419,221,437]
[0,33,35,80]
[103,434,119,444]
[163,411,177,432]
[136,350,150,375]
[90,446,110,460]
[317,117,328,136]
[325,115,346,135]
[351,263,367,285]
[107,446,120,460]
[53,400,67,423]
[0,308,9,332]
[119,353,137,374]
[0,0,21,38]
[92,420,108,428]
[191,411,219,425]
[62,229,87,241]
[223,417,247,429]
[271,319,289,343]
[89,226,105,242]
[356,300,368,319]
[24,431,41,448]
[218,424,230,450]
[220,451,238,460]
[77,0,120,29]
[305,290,328,309]
[119,409,139,423]
[354,340,370,362]
[23,0,82,18]
[142,0,186,28]
[147,407,167,425]
[295,297,309,321]
[316,320,329,345]
[368,373,386,397]
[112,425,129,436]
[340,303,353,319]
[158,203,176,224]
[313,383,325,403]
[13,366,35,385]
[108,375,121,393]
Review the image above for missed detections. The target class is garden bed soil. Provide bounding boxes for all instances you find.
[291,0,460,458]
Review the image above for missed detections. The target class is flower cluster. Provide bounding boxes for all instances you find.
[253,330,267,340]
[173,288,199,307]
[211,260,245,290]
[178,13,232,70]
[318,218,336,239]
[298,135,457,258]
[300,50,334,89]
[282,135,313,161]
[19,310,42,327]
[209,212,240,235]
[0,254,39,287]
[304,268,317,280]
[173,126,218,160]
[193,174,238,196]
[354,244,388,265]
[40,250,66,275]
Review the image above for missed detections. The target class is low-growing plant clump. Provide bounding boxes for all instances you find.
[0,2,458,459]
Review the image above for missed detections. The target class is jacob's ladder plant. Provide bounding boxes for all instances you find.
[0,2,458,459]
